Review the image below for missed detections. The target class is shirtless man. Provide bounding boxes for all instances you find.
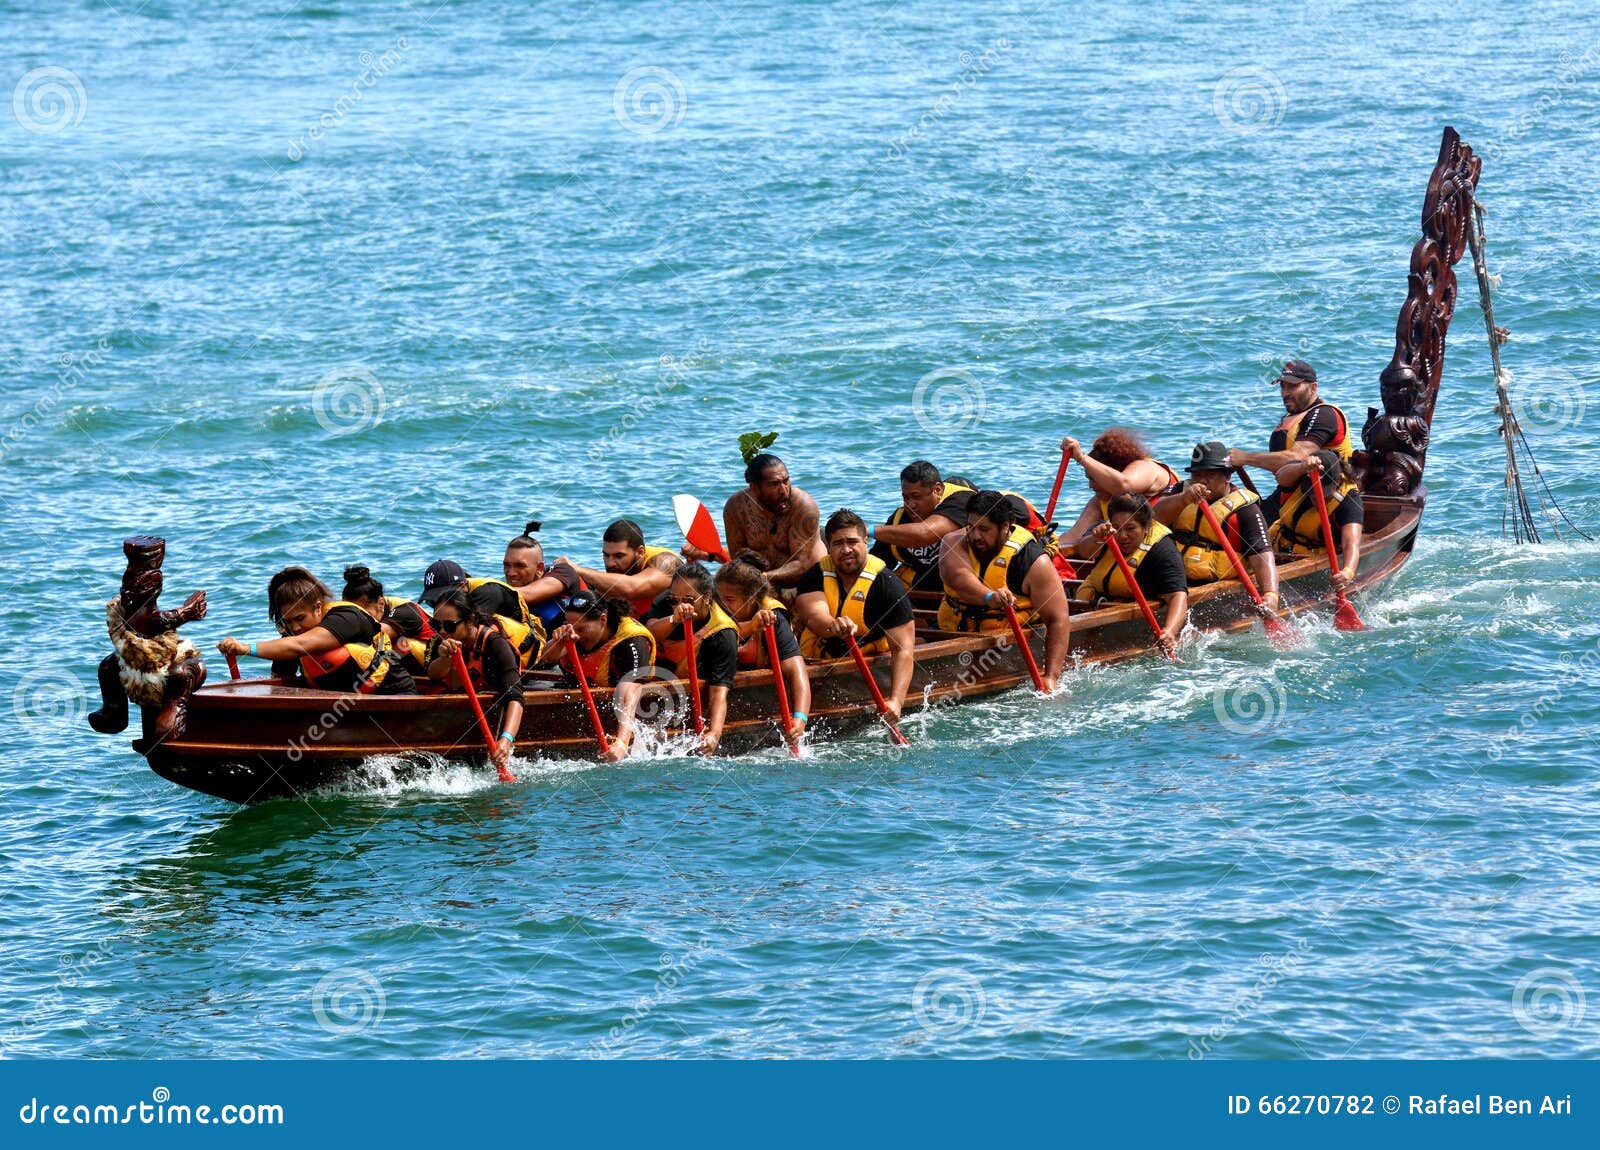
[685,453,825,589]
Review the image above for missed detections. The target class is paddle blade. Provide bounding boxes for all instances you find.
[673,494,729,562]
[1261,611,1298,649]
[1334,596,1367,632]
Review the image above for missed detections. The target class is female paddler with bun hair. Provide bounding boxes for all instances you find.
[644,561,741,755]
[426,586,524,773]
[1056,427,1183,561]
[713,551,811,751]
[340,564,436,676]
[218,567,416,695]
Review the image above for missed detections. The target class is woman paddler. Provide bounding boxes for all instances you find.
[340,564,436,676]
[1269,449,1364,592]
[540,590,654,763]
[1056,428,1183,562]
[425,587,524,773]
[713,551,811,751]
[218,567,416,695]
[1074,494,1190,652]
[644,562,740,755]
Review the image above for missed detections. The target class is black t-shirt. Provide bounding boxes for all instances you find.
[1261,482,1365,535]
[795,559,916,656]
[1270,402,1346,453]
[562,633,653,687]
[645,599,742,689]
[768,610,802,662]
[468,579,525,622]
[1135,536,1188,600]
[529,561,582,631]
[386,600,432,640]
[1227,501,1272,558]
[871,489,973,591]
[473,628,525,715]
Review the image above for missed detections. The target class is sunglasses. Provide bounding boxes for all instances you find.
[434,617,466,633]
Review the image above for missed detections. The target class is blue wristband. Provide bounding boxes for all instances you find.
[498,731,515,744]
[983,591,994,604]
[790,711,808,723]
[248,642,258,657]
[867,524,876,542]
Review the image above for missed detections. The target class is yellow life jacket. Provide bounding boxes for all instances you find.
[1277,402,1353,462]
[492,611,545,670]
[299,601,395,692]
[657,602,739,676]
[625,545,680,618]
[574,616,657,687]
[1269,474,1358,556]
[800,554,893,659]
[886,481,976,585]
[465,576,533,630]
[936,525,1037,633]
[1075,522,1173,602]
[1170,487,1261,583]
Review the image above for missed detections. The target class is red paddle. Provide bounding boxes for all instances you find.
[681,613,706,736]
[845,633,909,747]
[225,652,241,680]
[673,494,730,563]
[1042,450,1072,527]
[452,645,514,783]
[1194,497,1296,647]
[1306,468,1366,632]
[1002,601,1047,692]
[762,621,800,757]
[1104,534,1179,662]
[564,638,612,758]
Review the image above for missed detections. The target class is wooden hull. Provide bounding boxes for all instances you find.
[140,495,1423,804]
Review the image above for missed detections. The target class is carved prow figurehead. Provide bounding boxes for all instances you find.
[88,536,209,754]
[1361,127,1482,496]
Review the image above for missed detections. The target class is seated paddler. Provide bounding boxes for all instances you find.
[425,587,523,773]
[543,590,654,763]
[869,460,975,594]
[564,518,681,621]
[713,551,812,751]
[644,562,740,755]
[683,450,826,591]
[793,508,917,723]
[1075,493,1189,653]
[936,489,1071,691]
[1152,442,1280,611]
[1223,358,1353,525]
[419,558,544,669]
[219,566,416,695]
[502,520,583,633]
[1057,428,1183,559]
[1269,449,1364,592]
[340,564,436,674]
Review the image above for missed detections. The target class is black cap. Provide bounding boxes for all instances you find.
[1187,441,1231,474]
[1278,359,1317,384]
[419,559,468,604]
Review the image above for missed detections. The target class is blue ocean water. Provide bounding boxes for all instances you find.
[2,0,1598,1058]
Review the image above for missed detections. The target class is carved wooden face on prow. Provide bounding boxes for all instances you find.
[120,569,163,616]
